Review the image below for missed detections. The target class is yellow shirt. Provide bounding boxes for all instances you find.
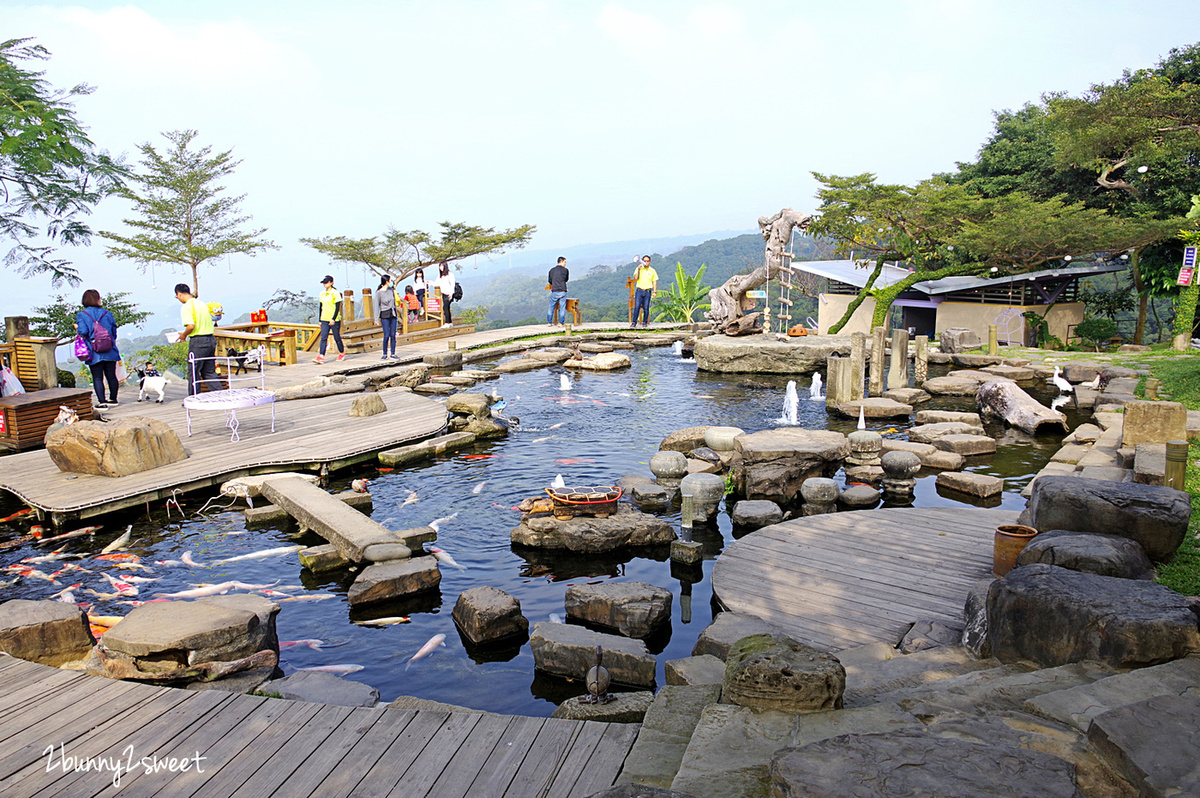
[635,266,658,290]
[180,298,215,337]
[319,287,342,322]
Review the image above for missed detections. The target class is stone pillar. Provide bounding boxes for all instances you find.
[800,477,838,515]
[825,356,854,410]
[881,450,920,502]
[1173,333,1189,352]
[4,316,29,343]
[914,335,928,384]
[887,329,909,390]
[869,326,886,396]
[988,325,998,356]
[850,332,866,401]
[1145,378,1160,401]
[847,430,883,466]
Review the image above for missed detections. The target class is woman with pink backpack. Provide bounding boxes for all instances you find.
[75,289,122,409]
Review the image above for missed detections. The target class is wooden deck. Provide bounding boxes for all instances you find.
[0,656,638,797]
[712,507,1019,651]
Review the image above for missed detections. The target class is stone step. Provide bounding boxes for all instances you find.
[259,476,411,563]
[841,644,992,697]
[617,683,721,790]
[1024,654,1200,732]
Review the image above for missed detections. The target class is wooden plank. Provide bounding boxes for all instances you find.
[225,704,354,798]
[543,720,619,798]
[552,722,640,798]
[309,708,419,798]
[0,670,139,741]
[461,716,546,798]
[501,717,582,798]
[267,707,387,796]
[423,713,515,798]
[350,710,451,798]
[0,677,143,752]
[0,664,88,721]
[381,711,482,797]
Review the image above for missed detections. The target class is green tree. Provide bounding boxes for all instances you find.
[101,129,277,297]
[262,288,317,324]
[652,262,711,322]
[1075,317,1118,351]
[0,38,126,285]
[29,290,150,339]
[1174,195,1200,338]
[301,221,534,282]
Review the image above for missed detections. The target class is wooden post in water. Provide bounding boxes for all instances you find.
[1166,441,1188,490]
[869,326,886,395]
[850,332,866,401]
[988,325,998,355]
[914,335,929,384]
[887,329,910,390]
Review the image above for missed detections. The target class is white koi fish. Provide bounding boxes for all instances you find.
[119,576,159,584]
[100,526,132,554]
[277,593,336,602]
[472,481,486,494]
[547,422,564,430]
[181,552,207,568]
[100,574,137,596]
[353,617,409,627]
[402,492,419,508]
[428,547,465,570]
[549,613,564,624]
[405,633,446,669]
[531,436,555,444]
[213,545,302,565]
[50,582,83,600]
[22,548,68,564]
[113,563,152,572]
[158,582,236,599]
[427,513,458,533]
[228,580,279,591]
[22,569,59,583]
[296,664,364,675]
[279,639,342,651]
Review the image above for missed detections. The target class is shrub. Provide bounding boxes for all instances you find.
[1075,316,1118,351]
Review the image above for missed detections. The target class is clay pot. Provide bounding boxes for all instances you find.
[993,524,1039,577]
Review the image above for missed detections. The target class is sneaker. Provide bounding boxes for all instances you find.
[313,356,325,364]
[336,353,347,362]
[390,355,402,360]
[95,402,108,409]
[109,399,119,405]
[380,355,388,360]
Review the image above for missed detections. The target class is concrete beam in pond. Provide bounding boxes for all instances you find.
[259,476,411,564]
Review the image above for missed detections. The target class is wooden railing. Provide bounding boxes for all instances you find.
[0,342,14,373]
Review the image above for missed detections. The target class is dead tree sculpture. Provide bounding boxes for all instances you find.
[705,208,812,332]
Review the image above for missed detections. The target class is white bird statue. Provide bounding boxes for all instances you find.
[1083,374,1101,390]
[1051,367,1073,394]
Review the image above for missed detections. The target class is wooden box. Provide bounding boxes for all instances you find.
[0,388,95,451]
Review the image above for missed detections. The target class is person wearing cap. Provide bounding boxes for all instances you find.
[316,276,346,364]
[174,283,218,395]
[631,255,658,328]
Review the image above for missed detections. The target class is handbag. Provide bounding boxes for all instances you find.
[115,360,129,383]
[74,335,92,362]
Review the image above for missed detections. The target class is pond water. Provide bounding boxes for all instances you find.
[0,346,1081,716]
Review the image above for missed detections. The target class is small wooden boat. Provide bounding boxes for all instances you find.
[544,486,622,519]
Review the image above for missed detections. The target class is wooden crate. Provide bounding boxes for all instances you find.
[0,388,95,451]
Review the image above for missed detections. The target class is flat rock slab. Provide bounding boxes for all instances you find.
[298,543,351,572]
[617,683,722,789]
[223,471,318,498]
[923,450,965,470]
[245,490,371,528]
[261,670,379,707]
[1019,476,1189,561]
[452,586,528,644]
[377,431,474,467]
[101,596,277,665]
[1050,444,1091,464]
[527,347,575,362]
[951,353,1004,367]
[881,439,937,457]
[693,612,788,660]
[731,500,783,528]
[936,471,1004,497]
[347,557,441,606]
[0,599,95,666]
[914,410,982,426]
[882,387,930,404]
[493,357,547,373]
[1123,400,1187,447]
[660,426,713,453]
[412,382,454,395]
[988,564,1200,668]
[511,504,676,552]
[260,476,411,562]
[529,621,656,687]
[922,375,984,396]
[551,691,654,722]
[1088,693,1200,797]
[1015,529,1155,580]
[833,398,913,419]
[1134,443,1166,486]
[731,428,849,504]
[565,581,672,638]
[838,484,880,508]
[770,730,1083,797]
[693,334,851,373]
[665,654,726,686]
[980,365,1036,381]
[429,375,476,387]
[564,352,632,370]
[932,434,997,456]
[907,422,982,443]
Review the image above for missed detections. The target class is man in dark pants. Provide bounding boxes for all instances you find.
[547,256,569,325]
[174,283,218,395]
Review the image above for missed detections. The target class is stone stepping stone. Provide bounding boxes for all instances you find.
[951,353,1004,367]
[563,352,632,370]
[493,357,544,373]
[692,611,788,661]
[834,397,912,420]
[527,347,574,362]
[577,342,614,353]
[511,504,675,552]
[551,691,654,722]
[0,600,94,666]
[529,621,656,687]
[616,683,721,789]
[731,500,782,528]
[907,422,981,443]
[935,471,1003,498]
[931,434,997,456]
[1089,693,1200,797]
[838,484,879,508]
[723,634,845,713]
[347,557,440,606]
[980,364,1035,381]
[665,655,725,686]
[452,586,528,645]
[453,369,498,381]
[429,375,476,386]
[564,581,672,639]
[922,375,981,396]
[412,382,454,395]
[914,410,982,427]
[882,388,930,404]
[260,671,379,708]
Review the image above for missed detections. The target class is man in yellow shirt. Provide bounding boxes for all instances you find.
[632,255,658,328]
[316,275,347,364]
[174,283,218,395]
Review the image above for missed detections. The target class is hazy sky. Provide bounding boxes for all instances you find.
[6,0,1196,328]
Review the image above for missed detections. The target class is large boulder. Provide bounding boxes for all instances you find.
[1015,530,1156,580]
[938,328,981,354]
[659,426,713,453]
[564,581,671,638]
[45,417,187,477]
[769,730,1082,798]
[1019,476,1189,561]
[693,334,851,374]
[722,634,845,713]
[348,393,386,418]
[922,375,984,396]
[511,504,675,552]
[730,428,849,504]
[0,599,95,666]
[445,393,492,419]
[452,586,528,644]
[987,564,1200,668]
[1121,400,1188,447]
[529,621,656,687]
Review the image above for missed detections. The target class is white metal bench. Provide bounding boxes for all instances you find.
[182,351,275,442]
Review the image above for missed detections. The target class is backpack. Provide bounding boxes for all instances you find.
[89,309,114,354]
[452,282,463,302]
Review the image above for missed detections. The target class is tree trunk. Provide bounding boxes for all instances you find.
[828,260,883,334]
[706,208,811,332]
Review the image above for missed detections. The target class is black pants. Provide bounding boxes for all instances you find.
[89,360,118,404]
[187,334,218,395]
[443,300,453,324]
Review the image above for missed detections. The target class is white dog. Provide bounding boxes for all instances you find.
[136,364,172,403]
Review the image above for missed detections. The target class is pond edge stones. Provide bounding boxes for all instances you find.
[722,634,845,713]
[0,599,95,667]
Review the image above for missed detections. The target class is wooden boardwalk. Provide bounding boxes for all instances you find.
[712,507,1018,651]
[0,656,638,797]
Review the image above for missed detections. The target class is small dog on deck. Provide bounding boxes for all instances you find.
[226,347,265,375]
[136,364,171,403]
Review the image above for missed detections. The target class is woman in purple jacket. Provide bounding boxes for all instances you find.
[76,289,122,408]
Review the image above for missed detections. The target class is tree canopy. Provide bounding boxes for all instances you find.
[29,290,149,340]
[301,221,535,282]
[101,129,277,297]
[0,38,126,285]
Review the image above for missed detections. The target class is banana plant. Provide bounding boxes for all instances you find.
[652,262,711,322]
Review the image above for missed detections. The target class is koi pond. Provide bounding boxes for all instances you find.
[0,346,1084,716]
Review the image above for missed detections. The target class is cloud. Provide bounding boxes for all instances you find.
[595,4,669,50]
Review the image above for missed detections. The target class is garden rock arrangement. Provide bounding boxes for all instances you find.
[45,417,188,477]
[693,334,851,374]
[511,503,675,552]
